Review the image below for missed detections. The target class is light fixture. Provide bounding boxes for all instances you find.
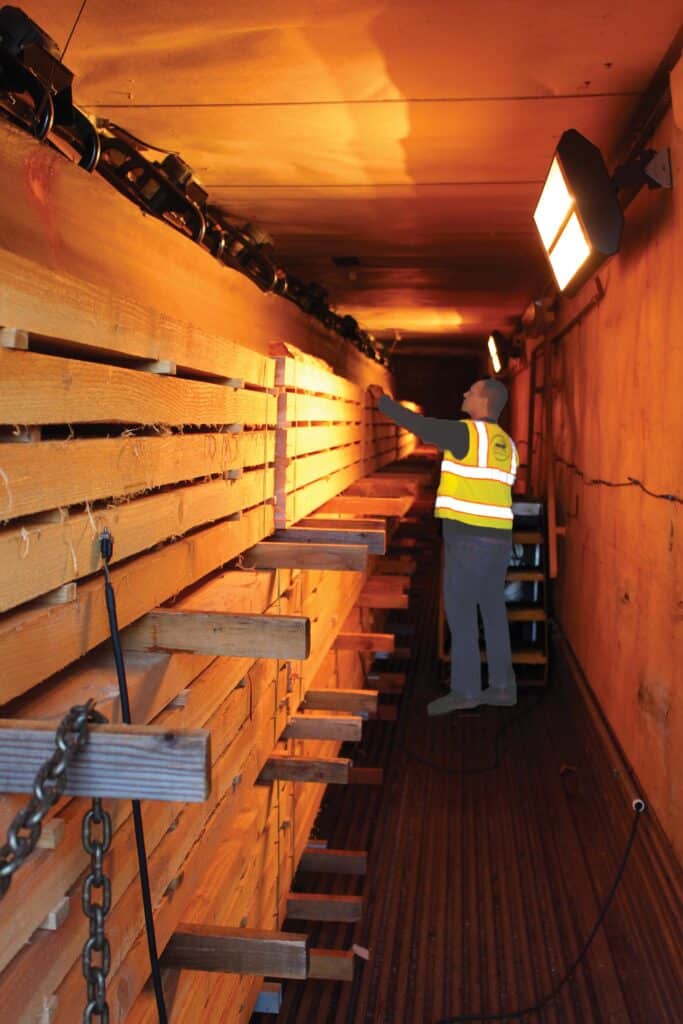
[534,129,624,296]
[487,330,523,375]
[521,297,555,335]
[487,333,502,374]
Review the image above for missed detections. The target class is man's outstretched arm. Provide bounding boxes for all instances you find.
[368,387,468,457]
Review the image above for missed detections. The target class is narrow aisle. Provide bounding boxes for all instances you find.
[253,509,683,1024]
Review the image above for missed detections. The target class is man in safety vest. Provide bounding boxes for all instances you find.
[368,379,518,715]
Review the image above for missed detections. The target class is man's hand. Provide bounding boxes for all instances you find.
[367,384,385,405]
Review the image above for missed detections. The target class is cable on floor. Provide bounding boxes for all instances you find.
[436,799,646,1023]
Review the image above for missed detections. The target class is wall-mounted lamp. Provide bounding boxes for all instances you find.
[534,129,623,296]
[534,128,672,297]
[520,297,556,336]
[487,332,503,374]
[487,331,522,375]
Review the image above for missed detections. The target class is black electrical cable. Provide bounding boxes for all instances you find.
[404,690,547,776]
[99,530,168,1024]
[436,799,646,1024]
[555,454,683,505]
[61,0,89,62]
[358,647,547,778]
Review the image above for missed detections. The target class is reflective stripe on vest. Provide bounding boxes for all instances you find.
[440,459,517,486]
[434,494,514,521]
[434,421,517,530]
[474,420,489,465]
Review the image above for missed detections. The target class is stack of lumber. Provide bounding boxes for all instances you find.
[0,116,423,1023]
[0,330,420,1024]
[0,339,414,1021]
[273,345,420,527]
[363,395,422,475]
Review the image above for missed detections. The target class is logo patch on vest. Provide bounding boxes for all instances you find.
[491,434,510,464]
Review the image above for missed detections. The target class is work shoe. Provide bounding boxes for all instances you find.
[427,691,481,716]
[483,687,517,707]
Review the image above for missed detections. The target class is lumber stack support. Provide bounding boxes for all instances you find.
[0,117,425,1024]
[286,893,363,922]
[162,925,356,983]
[299,847,368,875]
[163,926,310,979]
[122,609,311,660]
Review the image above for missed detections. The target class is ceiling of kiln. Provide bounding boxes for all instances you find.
[19,1,683,354]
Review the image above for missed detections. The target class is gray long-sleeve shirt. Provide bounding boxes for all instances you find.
[377,395,512,541]
[378,395,471,457]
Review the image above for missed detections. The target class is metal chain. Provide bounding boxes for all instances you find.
[0,700,104,896]
[82,797,112,1023]
[0,700,112,1021]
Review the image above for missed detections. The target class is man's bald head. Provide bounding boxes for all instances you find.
[481,378,509,418]
[461,378,509,421]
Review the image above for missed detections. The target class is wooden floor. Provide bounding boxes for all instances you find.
[253,516,683,1024]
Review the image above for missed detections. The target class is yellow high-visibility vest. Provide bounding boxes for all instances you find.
[434,420,518,529]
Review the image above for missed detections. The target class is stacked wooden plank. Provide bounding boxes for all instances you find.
[0,117,423,1023]
[363,395,421,476]
[0,335,279,704]
[0,324,420,1023]
[273,349,365,528]
[273,346,421,527]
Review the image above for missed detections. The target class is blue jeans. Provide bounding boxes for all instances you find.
[442,525,515,697]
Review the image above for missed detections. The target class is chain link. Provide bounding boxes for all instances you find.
[82,797,112,1023]
[0,701,104,896]
[0,701,112,1022]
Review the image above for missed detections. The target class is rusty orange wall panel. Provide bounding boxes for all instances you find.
[511,108,683,863]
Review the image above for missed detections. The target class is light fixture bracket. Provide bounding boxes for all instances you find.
[612,147,672,191]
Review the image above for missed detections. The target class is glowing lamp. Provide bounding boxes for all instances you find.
[487,333,502,374]
[534,130,623,296]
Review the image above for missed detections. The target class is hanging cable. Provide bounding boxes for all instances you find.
[99,530,168,1024]
[357,648,547,777]
[555,454,683,504]
[436,799,646,1023]
[404,692,547,776]
[61,0,89,62]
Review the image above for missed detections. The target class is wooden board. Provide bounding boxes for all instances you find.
[275,354,362,403]
[333,632,395,651]
[307,949,355,981]
[123,609,311,660]
[320,495,414,517]
[0,470,273,613]
[299,848,368,875]
[286,893,363,922]
[285,423,363,458]
[367,672,407,694]
[283,714,363,742]
[283,393,360,425]
[259,756,351,785]
[283,444,361,493]
[280,463,364,527]
[241,542,368,572]
[303,689,379,714]
[0,504,273,703]
[162,926,310,979]
[274,526,385,555]
[358,583,410,609]
[0,430,275,521]
[0,721,210,802]
[0,349,277,427]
